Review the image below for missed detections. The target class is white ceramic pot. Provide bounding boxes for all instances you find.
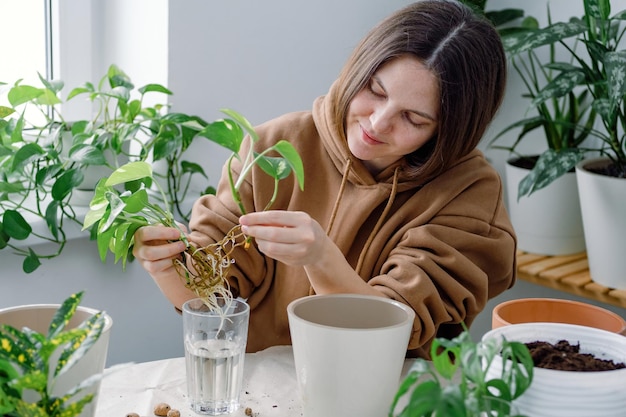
[505,157,585,255]
[0,304,114,417]
[483,322,626,417]
[576,157,626,289]
[287,294,414,417]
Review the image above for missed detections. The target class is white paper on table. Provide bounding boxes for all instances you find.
[95,345,303,417]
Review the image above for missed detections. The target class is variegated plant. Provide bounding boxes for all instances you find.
[487,0,626,197]
[0,291,107,417]
[389,329,534,417]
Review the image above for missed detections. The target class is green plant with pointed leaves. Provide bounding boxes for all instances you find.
[488,0,626,197]
[0,291,107,417]
[389,329,534,417]
[0,64,215,273]
[82,108,304,312]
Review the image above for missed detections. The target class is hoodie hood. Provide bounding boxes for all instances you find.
[312,80,427,193]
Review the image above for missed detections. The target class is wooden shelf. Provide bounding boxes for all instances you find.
[516,250,626,309]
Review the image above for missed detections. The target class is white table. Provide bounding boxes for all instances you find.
[95,345,418,417]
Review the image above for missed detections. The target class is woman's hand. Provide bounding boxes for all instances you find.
[133,225,188,275]
[239,211,329,266]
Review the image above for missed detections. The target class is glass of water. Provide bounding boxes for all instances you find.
[182,297,250,415]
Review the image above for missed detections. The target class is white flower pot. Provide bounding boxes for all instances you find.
[288,294,414,417]
[483,322,626,417]
[505,157,585,255]
[0,304,113,417]
[576,157,626,289]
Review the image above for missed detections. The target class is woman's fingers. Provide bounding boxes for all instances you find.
[240,211,325,265]
[133,225,187,262]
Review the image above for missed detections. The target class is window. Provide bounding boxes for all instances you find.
[0,0,49,85]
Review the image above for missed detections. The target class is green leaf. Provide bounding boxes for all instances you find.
[198,118,244,154]
[105,161,152,186]
[3,210,32,240]
[11,371,47,392]
[221,108,259,143]
[7,85,44,107]
[138,83,172,95]
[152,128,182,161]
[0,106,15,118]
[48,292,83,339]
[55,312,106,378]
[123,188,149,213]
[99,192,127,232]
[502,19,587,55]
[604,51,626,110]
[255,154,292,181]
[52,168,84,201]
[68,144,107,165]
[11,142,46,171]
[106,64,133,89]
[96,225,116,263]
[273,140,305,190]
[37,87,62,106]
[181,160,207,178]
[0,359,20,414]
[404,379,442,415]
[66,85,94,101]
[518,149,585,198]
[13,400,49,417]
[531,70,585,107]
[45,200,61,239]
[23,248,42,274]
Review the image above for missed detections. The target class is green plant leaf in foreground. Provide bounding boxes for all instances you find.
[389,330,534,417]
[0,292,107,417]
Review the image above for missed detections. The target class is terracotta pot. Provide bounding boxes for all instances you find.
[492,298,626,335]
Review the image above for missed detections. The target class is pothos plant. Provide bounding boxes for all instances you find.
[0,291,107,417]
[389,329,534,417]
[82,108,304,312]
[0,64,213,273]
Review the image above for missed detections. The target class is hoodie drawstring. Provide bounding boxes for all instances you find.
[325,158,352,237]
[355,166,400,274]
[309,162,400,296]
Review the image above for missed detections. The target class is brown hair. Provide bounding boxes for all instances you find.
[331,0,506,181]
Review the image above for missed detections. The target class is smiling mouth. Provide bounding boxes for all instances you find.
[361,127,383,145]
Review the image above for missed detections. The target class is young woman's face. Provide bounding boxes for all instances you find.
[346,55,440,175]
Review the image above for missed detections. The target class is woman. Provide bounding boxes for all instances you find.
[134,0,515,358]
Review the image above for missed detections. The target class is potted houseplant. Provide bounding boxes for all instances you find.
[0,291,113,417]
[482,322,626,417]
[388,328,534,417]
[0,64,214,273]
[500,0,626,287]
[82,108,304,312]
[463,0,594,255]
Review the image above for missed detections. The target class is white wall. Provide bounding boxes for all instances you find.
[166,0,415,186]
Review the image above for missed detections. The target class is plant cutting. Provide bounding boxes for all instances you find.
[82,108,304,312]
[0,64,213,273]
[0,291,107,417]
[389,329,534,417]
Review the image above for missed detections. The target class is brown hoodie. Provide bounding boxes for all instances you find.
[189,91,516,358]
